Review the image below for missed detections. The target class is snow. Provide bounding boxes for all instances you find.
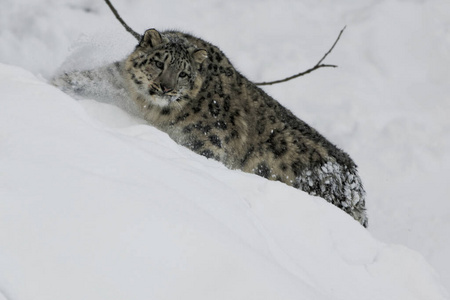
[0,0,449,299]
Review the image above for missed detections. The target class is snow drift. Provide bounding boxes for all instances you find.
[0,63,447,300]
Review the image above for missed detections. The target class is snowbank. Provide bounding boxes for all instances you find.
[0,63,447,300]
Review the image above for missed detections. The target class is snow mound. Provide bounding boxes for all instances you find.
[0,63,447,300]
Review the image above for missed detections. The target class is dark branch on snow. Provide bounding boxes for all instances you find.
[254,26,346,86]
[104,0,141,41]
[103,0,346,86]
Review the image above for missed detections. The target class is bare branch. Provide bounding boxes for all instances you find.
[104,0,141,41]
[254,26,346,86]
[101,1,346,87]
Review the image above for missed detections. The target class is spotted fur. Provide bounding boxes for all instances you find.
[52,29,368,227]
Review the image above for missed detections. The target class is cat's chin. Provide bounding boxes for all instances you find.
[146,94,180,107]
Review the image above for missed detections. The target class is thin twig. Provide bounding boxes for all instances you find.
[254,26,346,86]
[104,0,141,41]
[102,0,346,86]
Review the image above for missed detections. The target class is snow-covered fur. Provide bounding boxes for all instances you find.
[52,29,368,227]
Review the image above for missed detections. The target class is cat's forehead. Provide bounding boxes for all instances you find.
[140,41,191,60]
[162,43,190,58]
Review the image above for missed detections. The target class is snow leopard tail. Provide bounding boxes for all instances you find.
[296,161,368,227]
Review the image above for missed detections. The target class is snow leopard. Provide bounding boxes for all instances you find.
[52,29,368,227]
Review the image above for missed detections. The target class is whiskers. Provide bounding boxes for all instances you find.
[171,98,183,111]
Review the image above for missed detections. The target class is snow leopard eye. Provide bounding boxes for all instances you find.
[155,61,164,69]
[179,71,187,78]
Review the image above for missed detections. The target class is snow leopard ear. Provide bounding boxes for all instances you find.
[192,49,208,64]
[139,29,163,48]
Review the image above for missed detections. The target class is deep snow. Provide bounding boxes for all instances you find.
[1,0,449,299]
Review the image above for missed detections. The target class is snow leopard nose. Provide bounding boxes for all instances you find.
[160,83,173,94]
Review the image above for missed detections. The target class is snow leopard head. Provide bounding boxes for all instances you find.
[125,29,207,107]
